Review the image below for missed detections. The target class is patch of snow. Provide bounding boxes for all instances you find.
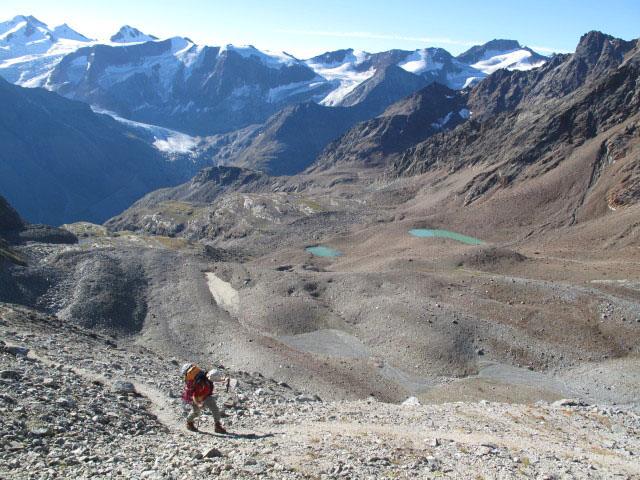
[306,50,374,105]
[462,76,484,89]
[431,111,453,129]
[459,109,471,119]
[92,106,198,155]
[472,49,546,75]
[267,77,326,103]
[220,44,299,68]
[398,49,443,74]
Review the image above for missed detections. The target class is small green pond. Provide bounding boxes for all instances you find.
[306,246,342,258]
[409,229,483,245]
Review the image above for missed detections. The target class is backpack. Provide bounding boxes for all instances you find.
[182,366,213,402]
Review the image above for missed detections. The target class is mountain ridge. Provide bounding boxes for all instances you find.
[0,14,549,138]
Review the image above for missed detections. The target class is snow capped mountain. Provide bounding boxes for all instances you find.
[306,42,548,105]
[44,36,329,135]
[220,44,300,67]
[305,49,374,106]
[110,25,158,43]
[457,39,548,74]
[52,23,92,42]
[0,15,92,86]
[0,15,53,49]
[0,15,90,54]
[0,15,550,137]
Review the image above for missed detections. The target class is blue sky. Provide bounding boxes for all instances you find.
[3,0,639,57]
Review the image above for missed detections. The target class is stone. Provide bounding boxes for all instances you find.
[43,378,59,388]
[294,394,317,403]
[552,399,586,407]
[29,427,51,438]
[56,397,76,408]
[0,393,17,404]
[8,441,24,452]
[6,346,29,357]
[113,381,137,395]
[192,451,204,460]
[0,370,21,380]
[204,447,223,458]
[476,446,492,456]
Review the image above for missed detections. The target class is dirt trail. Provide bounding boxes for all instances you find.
[276,412,640,476]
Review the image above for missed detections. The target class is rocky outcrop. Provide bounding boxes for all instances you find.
[0,196,23,231]
[0,196,76,246]
[126,166,274,207]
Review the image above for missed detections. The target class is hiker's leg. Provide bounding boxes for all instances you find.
[186,403,202,423]
[203,396,222,424]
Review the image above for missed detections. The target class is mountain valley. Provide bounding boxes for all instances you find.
[0,14,639,479]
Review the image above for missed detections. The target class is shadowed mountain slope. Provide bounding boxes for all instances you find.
[309,82,469,173]
[0,78,186,225]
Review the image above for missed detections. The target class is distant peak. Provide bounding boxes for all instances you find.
[309,48,355,64]
[457,39,525,64]
[575,30,635,59]
[483,39,522,51]
[12,14,46,27]
[110,25,158,43]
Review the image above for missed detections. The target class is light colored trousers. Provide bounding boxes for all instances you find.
[187,395,221,424]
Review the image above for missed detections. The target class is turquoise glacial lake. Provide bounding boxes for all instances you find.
[306,246,342,258]
[409,229,483,245]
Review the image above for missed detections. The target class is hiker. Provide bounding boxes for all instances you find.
[181,363,230,433]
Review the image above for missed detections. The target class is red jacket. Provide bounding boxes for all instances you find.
[182,378,212,403]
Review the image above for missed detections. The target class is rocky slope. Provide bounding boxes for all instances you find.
[1,303,639,479]
[205,103,362,176]
[393,43,640,217]
[203,66,445,176]
[309,82,468,173]
[467,31,639,118]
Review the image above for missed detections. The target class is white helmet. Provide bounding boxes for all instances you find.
[181,363,192,377]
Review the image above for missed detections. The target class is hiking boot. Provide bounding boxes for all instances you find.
[186,422,198,432]
[214,423,228,434]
